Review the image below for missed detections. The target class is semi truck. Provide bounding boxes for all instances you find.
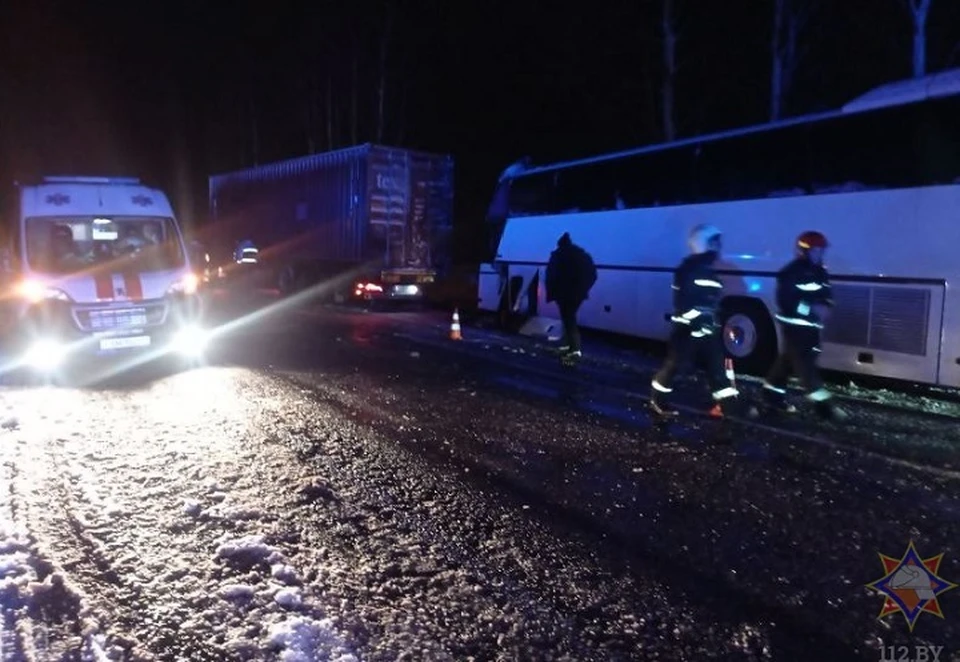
[206,144,454,303]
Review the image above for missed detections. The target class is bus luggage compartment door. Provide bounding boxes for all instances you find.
[820,281,944,385]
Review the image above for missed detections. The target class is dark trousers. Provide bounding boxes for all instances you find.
[764,324,826,397]
[557,299,582,352]
[653,325,734,397]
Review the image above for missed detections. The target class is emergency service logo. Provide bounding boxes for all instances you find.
[866,540,957,631]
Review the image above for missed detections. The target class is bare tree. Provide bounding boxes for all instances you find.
[238,88,260,166]
[350,48,359,145]
[901,0,933,77]
[396,82,407,145]
[770,0,817,121]
[326,72,335,151]
[248,94,260,165]
[376,6,394,143]
[301,70,321,154]
[661,0,678,141]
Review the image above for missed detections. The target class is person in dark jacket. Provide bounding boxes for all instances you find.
[762,230,847,421]
[545,232,597,360]
[651,224,740,417]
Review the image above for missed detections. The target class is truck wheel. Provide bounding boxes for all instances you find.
[719,300,777,376]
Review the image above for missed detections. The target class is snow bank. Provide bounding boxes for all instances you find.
[274,587,302,609]
[214,535,357,660]
[216,535,276,566]
[219,583,257,601]
[267,616,358,662]
[0,535,35,595]
[271,562,300,585]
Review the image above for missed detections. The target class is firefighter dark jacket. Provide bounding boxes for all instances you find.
[669,250,724,333]
[774,257,834,328]
[545,238,597,305]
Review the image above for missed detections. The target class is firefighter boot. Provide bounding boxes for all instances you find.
[814,399,848,422]
[559,350,582,367]
[761,384,797,415]
[650,385,678,417]
[709,396,755,419]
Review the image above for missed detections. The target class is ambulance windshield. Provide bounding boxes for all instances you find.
[25,216,185,274]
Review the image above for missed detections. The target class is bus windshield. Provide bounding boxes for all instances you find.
[25,216,185,274]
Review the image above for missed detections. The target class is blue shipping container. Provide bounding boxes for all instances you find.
[208,144,454,276]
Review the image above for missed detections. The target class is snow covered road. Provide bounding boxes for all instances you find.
[0,302,958,660]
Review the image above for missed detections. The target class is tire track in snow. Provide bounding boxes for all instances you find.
[0,371,362,660]
[1,442,25,662]
[1,414,102,661]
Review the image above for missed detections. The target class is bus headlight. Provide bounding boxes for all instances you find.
[23,339,68,370]
[170,325,209,357]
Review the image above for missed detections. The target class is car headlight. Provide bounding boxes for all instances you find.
[167,273,199,296]
[17,280,70,303]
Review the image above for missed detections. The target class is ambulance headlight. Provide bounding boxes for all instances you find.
[167,273,199,296]
[17,280,70,303]
[170,325,209,357]
[23,339,68,370]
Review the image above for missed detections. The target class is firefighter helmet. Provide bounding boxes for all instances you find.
[688,224,722,254]
[796,231,828,251]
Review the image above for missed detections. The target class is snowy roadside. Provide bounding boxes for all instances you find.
[0,374,360,661]
[0,414,110,662]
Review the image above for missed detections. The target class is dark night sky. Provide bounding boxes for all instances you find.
[0,0,958,242]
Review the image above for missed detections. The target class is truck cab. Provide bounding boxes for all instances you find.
[0,176,208,372]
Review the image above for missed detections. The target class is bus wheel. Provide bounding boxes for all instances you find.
[720,303,776,376]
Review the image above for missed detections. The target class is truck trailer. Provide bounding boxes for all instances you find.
[207,144,454,302]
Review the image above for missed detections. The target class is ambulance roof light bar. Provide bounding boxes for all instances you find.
[42,176,142,185]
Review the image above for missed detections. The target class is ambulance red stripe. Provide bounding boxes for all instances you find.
[94,273,113,300]
[122,272,143,300]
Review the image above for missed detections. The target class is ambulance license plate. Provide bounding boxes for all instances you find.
[100,335,151,350]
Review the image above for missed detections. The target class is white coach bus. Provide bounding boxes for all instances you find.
[478,68,960,387]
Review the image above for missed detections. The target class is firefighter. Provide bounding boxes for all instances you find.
[545,232,597,362]
[761,230,847,420]
[650,224,740,417]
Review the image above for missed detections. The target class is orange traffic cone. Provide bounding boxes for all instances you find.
[725,357,736,387]
[449,308,462,341]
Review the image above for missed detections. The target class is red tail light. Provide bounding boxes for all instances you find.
[355,282,383,294]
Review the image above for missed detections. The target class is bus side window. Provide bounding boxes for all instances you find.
[643,146,697,207]
[508,171,558,216]
[695,127,812,203]
[560,161,617,213]
[807,104,918,192]
[915,96,960,186]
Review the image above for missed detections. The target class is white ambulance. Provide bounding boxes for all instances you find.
[0,176,208,371]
